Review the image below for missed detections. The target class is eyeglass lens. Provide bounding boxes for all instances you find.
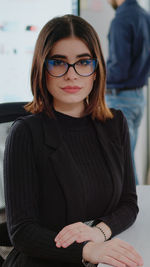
[45,59,97,77]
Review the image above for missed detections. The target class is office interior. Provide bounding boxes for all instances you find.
[0,0,150,265]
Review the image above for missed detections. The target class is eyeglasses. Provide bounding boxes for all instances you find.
[45,58,98,77]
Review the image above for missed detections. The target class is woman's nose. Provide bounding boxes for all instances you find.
[64,66,78,80]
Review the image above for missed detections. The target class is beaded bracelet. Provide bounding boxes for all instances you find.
[94,226,107,241]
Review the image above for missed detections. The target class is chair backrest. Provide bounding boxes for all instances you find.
[0,102,29,264]
[0,102,28,212]
[0,222,12,265]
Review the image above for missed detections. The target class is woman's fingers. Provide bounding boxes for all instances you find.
[105,239,143,266]
[55,222,83,240]
[55,222,89,247]
[55,222,105,247]
[113,245,141,264]
[108,250,138,267]
[56,233,76,248]
[56,229,86,248]
[113,238,143,265]
[82,239,143,267]
[101,255,126,267]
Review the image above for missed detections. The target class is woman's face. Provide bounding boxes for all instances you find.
[45,37,96,114]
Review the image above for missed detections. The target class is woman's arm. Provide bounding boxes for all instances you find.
[93,111,138,237]
[4,119,85,263]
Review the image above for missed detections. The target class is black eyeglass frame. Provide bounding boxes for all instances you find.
[45,58,98,77]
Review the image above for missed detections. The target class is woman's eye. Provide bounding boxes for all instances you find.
[53,60,65,66]
[77,59,91,66]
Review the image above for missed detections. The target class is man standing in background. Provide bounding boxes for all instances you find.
[106,0,150,184]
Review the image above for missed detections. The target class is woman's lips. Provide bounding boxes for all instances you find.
[61,86,81,94]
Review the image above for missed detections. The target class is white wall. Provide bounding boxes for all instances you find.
[139,0,149,9]
[80,0,114,59]
[80,0,149,184]
[0,0,73,103]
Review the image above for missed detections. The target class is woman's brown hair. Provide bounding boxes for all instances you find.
[25,14,113,121]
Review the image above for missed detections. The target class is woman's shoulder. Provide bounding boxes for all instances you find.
[5,114,48,153]
[96,108,129,145]
[102,108,127,129]
[110,108,125,122]
[7,113,44,141]
[12,112,50,130]
[10,113,40,131]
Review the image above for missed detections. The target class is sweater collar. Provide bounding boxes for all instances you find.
[53,109,90,131]
[116,0,138,14]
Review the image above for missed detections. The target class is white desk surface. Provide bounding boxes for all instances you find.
[98,185,150,267]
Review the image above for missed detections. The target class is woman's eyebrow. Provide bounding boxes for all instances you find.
[76,53,92,58]
[50,53,92,59]
[50,54,67,59]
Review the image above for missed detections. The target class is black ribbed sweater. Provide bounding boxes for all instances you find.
[54,110,113,219]
[3,110,138,267]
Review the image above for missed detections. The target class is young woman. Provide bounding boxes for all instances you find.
[3,15,143,267]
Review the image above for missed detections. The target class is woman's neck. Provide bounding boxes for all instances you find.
[53,101,85,118]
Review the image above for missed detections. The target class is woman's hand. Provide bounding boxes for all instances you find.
[83,238,143,267]
[54,222,104,248]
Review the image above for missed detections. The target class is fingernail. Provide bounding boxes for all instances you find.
[56,242,61,247]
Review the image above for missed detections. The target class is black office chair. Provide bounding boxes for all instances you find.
[0,256,3,266]
[0,102,28,265]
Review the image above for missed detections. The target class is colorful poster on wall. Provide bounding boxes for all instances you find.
[0,0,78,103]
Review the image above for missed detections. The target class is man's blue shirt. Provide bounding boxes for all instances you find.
[107,0,150,89]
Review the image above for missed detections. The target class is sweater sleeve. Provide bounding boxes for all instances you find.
[92,111,139,237]
[4,120,84,263]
